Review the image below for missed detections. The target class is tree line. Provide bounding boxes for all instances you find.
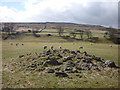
[104,27,120,44]
[56,25,94,40]
[2,23,119,44]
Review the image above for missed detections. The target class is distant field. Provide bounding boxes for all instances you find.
[2,39,118,64]
[2,29,119,88]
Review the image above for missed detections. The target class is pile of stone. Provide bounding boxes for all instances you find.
[10,49,119,77]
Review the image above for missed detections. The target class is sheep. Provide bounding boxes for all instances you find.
[79,46,83,49]
[16,43,19,46]
[10,42,13,45]
[59,46,62,49]
[50,46,53,50]
[21,43,24,46]
[43,45,47,49]
[109,45,112,47]
[90,43,93,45]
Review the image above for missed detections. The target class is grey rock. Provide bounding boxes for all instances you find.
[76,50,80,53]
[83,51,87,54]
[68,61,74,64]
[76,61,80,63]
[67,61,75,67]
[53,50,59,53]
[63,57,72,62]
[41,54,47,57]
[81,59,91,63]
[71,68,78,73]
[46,49,52,55]
[75,56,80,59]
[55,67,61,71]
[57,54,63,58]
[19,55,24,58]
[81,59,87,62]
[67,56,73,60]
[32,57,38,60]
[46,60,61,66]
[70,51,76,54]
[42,61,48,67]
[75,66,82,70]
[50,58,58,61]
[105,60,116,67]
[48,69,55,73]
[30,64,37,68]
[55,72,68,77]
[63,49,70,53]
[64,66,73,71]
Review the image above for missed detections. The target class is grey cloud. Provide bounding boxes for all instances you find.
[26,2,118,28]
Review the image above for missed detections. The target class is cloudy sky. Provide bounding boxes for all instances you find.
[0,0,119,28]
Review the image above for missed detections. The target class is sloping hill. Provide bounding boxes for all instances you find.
[1,22,108,32]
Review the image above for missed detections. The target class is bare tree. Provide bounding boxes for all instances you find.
[77,30,84,39]
[2,23,15,34]
[70,32,76,39]
[2,23,16,40]
[108,28,117,39]
[106,27,119,43]
[56,25,64,36]
[79,33,83,39]
[85,30,92,39]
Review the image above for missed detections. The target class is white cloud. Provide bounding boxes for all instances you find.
[0,6,17,21]
[0,0,118,28]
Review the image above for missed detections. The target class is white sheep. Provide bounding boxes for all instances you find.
[43,45,47,49]
[79,46,83,49]
[10,42,13,45]
[59,46,62,49]
[16,43,19,46]
[90,43,93,45]
[109,45,112,47]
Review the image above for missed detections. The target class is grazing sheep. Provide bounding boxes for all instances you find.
[43,45,47,49]
[10,42,13,45]
[79,46,83,49]
[59,46,62,49]
[21,43,24,46]
[50,46,54,50]
[16,43,19,46]
[109,45,112,47]
[90,43,93,45]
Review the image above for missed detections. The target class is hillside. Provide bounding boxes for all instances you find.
[1,22,108,32]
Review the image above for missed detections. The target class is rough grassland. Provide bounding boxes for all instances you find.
[2,30,119,88]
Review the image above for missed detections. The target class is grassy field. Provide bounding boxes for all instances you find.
[2,29,119,88]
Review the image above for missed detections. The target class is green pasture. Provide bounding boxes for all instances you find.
[2,29,119,88]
